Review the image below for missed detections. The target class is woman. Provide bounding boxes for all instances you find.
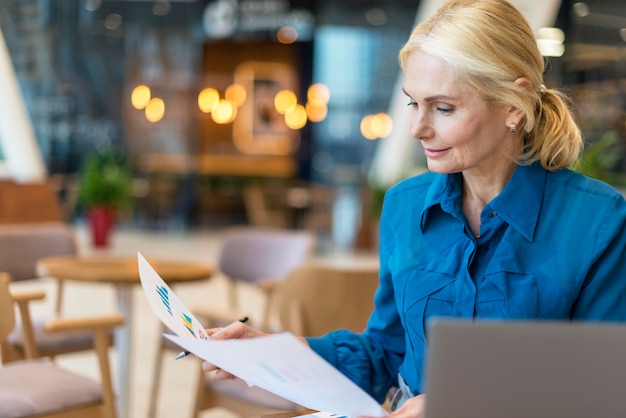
[204,1,626,416]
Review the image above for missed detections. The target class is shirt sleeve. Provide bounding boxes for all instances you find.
[571,193,626,320]
[306,197,407,403]
[306,329,395,403]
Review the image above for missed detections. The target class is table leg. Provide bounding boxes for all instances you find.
[115,285,134,418]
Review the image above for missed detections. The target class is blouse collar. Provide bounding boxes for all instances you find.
[420,163,545,242]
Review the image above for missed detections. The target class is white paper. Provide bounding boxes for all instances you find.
[138,252,387,417]
[138,252,209,341]
[164,333,386,417]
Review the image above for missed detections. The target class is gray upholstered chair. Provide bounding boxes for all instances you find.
[0,272,124,418]
[0,222,77,311]
[0,222,114,364]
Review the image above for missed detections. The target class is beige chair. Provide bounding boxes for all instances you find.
[243,182,288,229]
[0,222,113,364]
[0,180,65,225]
[0,272,124,418]
[148,227,316,418]
[191,262,380,418]
[275,263,379,336]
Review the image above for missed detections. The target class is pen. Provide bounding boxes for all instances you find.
[175,316,249,360]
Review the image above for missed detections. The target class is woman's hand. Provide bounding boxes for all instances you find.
[358,394,426,418]
[200,322,269,379]
[388,394,426,418]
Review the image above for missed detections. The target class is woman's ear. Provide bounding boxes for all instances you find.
[507,77,532,125]
[514,77,533,91]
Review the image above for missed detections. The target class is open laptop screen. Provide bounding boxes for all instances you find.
[423,319,626,418]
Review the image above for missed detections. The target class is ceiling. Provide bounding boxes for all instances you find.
[562,0,626,72]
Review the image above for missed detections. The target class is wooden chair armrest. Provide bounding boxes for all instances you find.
[45,313,123,415]
[256,279,282,330]
[257,279,280,293]
[43,314,125,333]
[10,290,47,359]
[10,290,46,302]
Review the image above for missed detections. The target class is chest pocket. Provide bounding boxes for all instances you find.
[397,267,572,353]
[398,268,457,347]
[479,271,572,319]
[477,272,539,318]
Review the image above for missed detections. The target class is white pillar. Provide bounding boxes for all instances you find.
[0,26,46,182]
[367,1,445,189]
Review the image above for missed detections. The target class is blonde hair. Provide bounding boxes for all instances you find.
[399,0,583,170]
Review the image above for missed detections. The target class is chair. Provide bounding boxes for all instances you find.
[0,222,77,311]
[191,261,380,418]
[147,227,316,418]
[0,180,65,225]
[208,227,316,330]
[0,222,113,364]
[275,262,379,336]
[0,272,124,418]
[243,182,288,229]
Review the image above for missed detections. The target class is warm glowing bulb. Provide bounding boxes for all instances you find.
[198,88,220,113]
[274,90,298,115]
[305,102,328,122]
[225,84,247,107]
[277,26,298,44]
[360,115,377,140]
[211,99,236,124]
[307,83,330,106]
[145,97,165,122]
[537,27,565,57]
[538,27,565,43]
[371,113,393,138]
[285,104,307,129]
[131,85,151,109]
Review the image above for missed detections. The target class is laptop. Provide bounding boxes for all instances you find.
[423,318,626,418]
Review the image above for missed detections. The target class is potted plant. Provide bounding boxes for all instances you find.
[77,151,134,247]
[575,134,626,189]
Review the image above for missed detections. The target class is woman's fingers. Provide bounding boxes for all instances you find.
[202,361,236,379]
[201,323,270,381]
[201,361,217,372]
[389,394,426,418]
[205,322,266,341]
[214,368,237,380]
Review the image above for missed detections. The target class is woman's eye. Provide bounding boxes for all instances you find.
[437,106,453,114]
[406,100,418,108]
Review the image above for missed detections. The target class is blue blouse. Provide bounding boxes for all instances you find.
[307,163,626,403]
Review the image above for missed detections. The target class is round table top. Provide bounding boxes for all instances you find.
[37,254,214,285]
[251,410,316,418]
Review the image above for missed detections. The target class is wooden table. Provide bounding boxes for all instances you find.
[250,410,317,418]
[37,254,214,418]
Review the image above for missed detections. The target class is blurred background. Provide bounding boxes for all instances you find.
[2,2,626,418]
[1,0,626,252]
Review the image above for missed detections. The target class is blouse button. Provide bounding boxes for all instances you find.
[488,210,497,218]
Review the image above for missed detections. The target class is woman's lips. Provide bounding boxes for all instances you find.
[424,147,451,158]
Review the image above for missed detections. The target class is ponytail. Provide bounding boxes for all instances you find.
[521,88,583,171]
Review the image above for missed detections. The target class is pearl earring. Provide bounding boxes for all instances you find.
[510,123,517,133]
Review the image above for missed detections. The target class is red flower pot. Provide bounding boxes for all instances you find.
[88,206,115,248]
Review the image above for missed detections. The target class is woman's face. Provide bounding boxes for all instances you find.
[403,51,518,176]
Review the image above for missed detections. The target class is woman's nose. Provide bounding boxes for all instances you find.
[410,111,432,140]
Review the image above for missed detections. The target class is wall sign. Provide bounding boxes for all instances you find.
[203,0,314,40]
